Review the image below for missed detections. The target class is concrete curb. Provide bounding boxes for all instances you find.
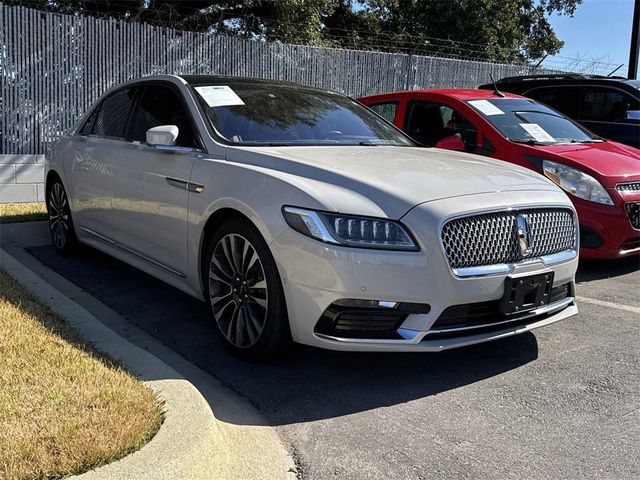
[0,236,297,480]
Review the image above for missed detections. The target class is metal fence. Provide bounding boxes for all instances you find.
[0,2,556,155]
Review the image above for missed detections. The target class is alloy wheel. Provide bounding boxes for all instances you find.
[208,233,268,348]
[48,182,70,250]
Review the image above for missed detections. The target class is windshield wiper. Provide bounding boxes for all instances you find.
[509,138,556,146]
[569,139,604,143]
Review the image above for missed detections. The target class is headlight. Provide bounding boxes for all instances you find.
[542,160,613,205]
[282,207,418,251]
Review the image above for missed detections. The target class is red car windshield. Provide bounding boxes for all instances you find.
[467,98,601,145]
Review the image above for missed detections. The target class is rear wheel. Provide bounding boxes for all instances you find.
[47,178,78,255]
[205,219,291,360]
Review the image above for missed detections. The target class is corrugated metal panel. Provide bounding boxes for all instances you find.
[0,1,559,154]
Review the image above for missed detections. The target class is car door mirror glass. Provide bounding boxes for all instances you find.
[435,134,465,151]
[146,125,179,146]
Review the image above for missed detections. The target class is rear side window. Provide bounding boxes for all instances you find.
[579,87,640,123]
[127,85,199,148]
[368,102,398,123]
[92,89,136,138]
[526,87,580,118]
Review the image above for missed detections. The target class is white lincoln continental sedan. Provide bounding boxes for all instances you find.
[46,75,579,359]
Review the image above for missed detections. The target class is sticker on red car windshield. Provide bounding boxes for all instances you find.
[519,123,556,142]
[194,86,245,108]
[468,99,504,116]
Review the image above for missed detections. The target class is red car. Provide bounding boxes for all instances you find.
[359,89,640,259]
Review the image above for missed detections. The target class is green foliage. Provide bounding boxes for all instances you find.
[9,0,582,62]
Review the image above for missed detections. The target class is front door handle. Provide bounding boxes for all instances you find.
[166,177,204,193]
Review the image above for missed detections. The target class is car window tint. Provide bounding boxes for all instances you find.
[579,87,640,123]
[92,89,136,138]
[405,101,477,151]
[526,87,580,117]
[128,85,198,148]
[368,102,398,123]
[79,101,102,135]
[193,84,414,146]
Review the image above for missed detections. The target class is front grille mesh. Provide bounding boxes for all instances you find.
[441,208,575,269]
[616,182,640,192]
[626,203,640,229]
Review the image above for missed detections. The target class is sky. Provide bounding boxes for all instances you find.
[541,0,635,76]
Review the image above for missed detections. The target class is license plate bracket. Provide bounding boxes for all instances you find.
[500,272,554,315]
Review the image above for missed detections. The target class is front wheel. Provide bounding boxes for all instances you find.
[47,178,78,255]
[205,219,291,361]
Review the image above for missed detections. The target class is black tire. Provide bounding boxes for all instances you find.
[46,177,79,256]
[204,218,291,361]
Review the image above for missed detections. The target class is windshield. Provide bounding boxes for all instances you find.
[466,98,600,144]
[192,83,415,147]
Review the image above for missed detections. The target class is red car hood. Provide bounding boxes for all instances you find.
[532,141,640,185]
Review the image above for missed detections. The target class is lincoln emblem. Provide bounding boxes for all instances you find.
[516,214,532,257]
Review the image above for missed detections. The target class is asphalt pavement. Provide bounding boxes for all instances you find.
[2,222,639,480]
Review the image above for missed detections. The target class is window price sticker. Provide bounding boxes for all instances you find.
[194,86,245,107]
[519,123,556,142]
[468,99,504,116]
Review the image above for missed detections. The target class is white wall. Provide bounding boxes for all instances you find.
[0,155,46,203]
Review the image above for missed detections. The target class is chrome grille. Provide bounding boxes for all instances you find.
[626,203,640,229]
[441,208,575,269]
[616,182,640,192]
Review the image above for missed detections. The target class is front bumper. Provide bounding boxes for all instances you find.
[271,191,579,351]
[576,190,640,259]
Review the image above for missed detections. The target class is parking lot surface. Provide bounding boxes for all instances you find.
[2,222,639,480]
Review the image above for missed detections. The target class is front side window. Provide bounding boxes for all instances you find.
[368,102,398,123]
[527,86,580,118]
[192,84,414,147]
[92,88,136,138]
[128,85,199,148]
[467,98,599,144]
[579,87,639,123]
[405,101,478,151]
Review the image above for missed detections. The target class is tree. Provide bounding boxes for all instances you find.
[325,0,583,63]
[8,0,582,63]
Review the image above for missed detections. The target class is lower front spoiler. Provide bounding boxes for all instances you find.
[312,302,578,352]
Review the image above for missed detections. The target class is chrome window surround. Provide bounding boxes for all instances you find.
[438,205,578,278]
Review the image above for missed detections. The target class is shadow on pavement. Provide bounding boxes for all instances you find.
[28,244,538,426]
[576,255,640,283]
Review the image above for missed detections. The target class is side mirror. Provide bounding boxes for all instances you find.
[624,110,640,121]
[435,134,465,152]
[146,125,179,146]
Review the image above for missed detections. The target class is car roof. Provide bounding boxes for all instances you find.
[179,74,328,92]
[110,74,330,94]
[360,88,525,102]
[478,74,640,91]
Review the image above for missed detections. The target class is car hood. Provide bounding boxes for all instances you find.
[226,146,560,218]
[532,141,640,184]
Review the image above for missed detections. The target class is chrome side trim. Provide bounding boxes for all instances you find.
[80,227,186,278]
[314,331,427,345]
[425,296,575,335]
